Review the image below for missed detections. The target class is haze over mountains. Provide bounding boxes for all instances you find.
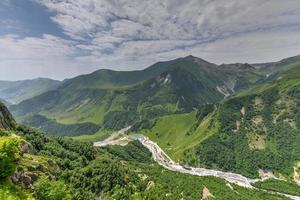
[0,78,60,105]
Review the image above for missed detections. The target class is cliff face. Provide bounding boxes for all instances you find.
[0,102,15,130]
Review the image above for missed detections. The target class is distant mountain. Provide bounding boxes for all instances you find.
[10,55,266,135]
[0,78,60,104]
[253,55,300,74]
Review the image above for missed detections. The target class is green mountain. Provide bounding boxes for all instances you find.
[11,56,265,135]
[254,55,300,73]
[0,78,60,105]
[135,57,300,196]
[194,63,300,177]
[0,101,287,200]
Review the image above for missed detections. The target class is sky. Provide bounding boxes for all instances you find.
[1,0,300,80]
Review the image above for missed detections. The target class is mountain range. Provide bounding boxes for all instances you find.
[7,55,272,135]
[0,78,60,105]
[1,54,300,199]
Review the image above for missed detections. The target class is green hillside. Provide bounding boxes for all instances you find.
[0,78,60,105]
[126,57,300,196]
[139,106,219,162]
[11,56,264,135]
[0,101,287,200]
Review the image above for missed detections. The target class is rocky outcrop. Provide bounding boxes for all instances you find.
[11,167,34,189]
[216,79,236,97]
[201,186,214,199]
[19,140,35,154]
[0,102,16,130]
[11,158,60,189]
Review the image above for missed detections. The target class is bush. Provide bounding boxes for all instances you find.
[33,177,71,200]
[0,137,20,178]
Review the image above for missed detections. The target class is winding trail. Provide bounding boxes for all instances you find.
[94,131,300,200]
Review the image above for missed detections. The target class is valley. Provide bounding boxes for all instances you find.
[2,1,300,199]
[1,55,300,199]
[92,126,300,199]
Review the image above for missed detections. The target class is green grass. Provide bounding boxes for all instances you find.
[47,92,129,125]
[253,179,300,196]
[142,111,219,161]
[70,129,112,142]
[0,179,33,200]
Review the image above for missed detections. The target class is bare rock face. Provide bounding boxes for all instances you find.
[146,181,155,191]
[11,168,34,189]
[201,186,214,200]
[19,141,35,154]
[0,102,16,130]
[11,157,60,189]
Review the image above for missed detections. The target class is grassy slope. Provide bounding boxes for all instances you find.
[70,129,111,142]
[142,111,219,161]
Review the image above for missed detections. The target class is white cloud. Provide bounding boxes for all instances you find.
[1,0,300,80]
[0,34,94,80]
[0,34,75,60]
[36,0,300,40]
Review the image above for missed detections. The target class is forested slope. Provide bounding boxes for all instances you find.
[0,101,289,200]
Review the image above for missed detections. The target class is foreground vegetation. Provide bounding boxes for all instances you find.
[0,124,290,199]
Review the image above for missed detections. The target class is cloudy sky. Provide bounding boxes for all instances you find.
[1,0,300,80]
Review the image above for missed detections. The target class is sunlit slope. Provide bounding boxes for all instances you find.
[139,107,219,162]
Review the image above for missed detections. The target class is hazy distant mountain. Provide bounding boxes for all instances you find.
[0,78,61,104]
[253,55,300,74]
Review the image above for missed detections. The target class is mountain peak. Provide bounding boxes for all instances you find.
[182,55,214,66]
